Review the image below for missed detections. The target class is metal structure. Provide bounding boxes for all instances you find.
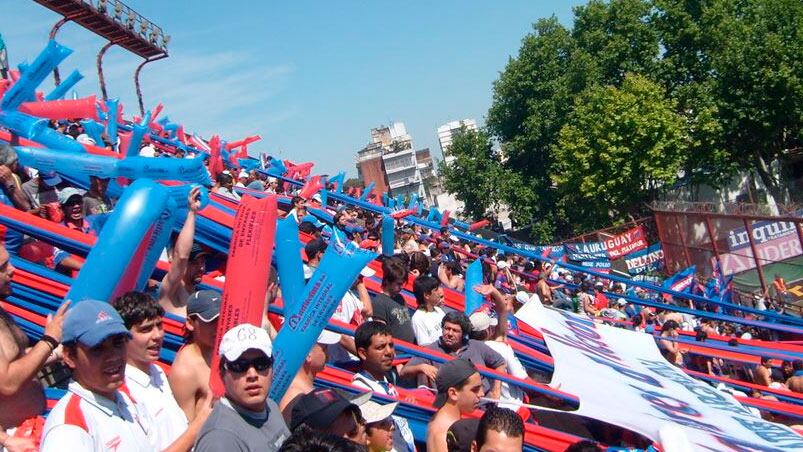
[653,203,803,306]
[33,0,168,105]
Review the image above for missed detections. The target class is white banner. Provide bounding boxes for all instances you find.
[515,303,803,451]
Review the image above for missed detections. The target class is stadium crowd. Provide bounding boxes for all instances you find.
[0,115,801,452]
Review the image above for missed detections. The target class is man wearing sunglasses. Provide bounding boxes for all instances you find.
[195,324,289,451]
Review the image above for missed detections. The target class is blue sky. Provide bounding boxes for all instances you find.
[1,1,585,176]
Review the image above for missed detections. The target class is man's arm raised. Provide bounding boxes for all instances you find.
[160,187,201,305]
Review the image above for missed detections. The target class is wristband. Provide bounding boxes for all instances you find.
[40,334,59,351]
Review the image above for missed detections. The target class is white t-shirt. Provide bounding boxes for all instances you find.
[484,340,526,410]
[327,290,365,363]
[411,307,445,346]
[124,363,189,450]
[41,381,156,452]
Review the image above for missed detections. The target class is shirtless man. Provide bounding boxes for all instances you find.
[168,290,220,421]
[427,359,485,452]
[278,331,339,423]
[754,356,773,387]
[657,320,684,366]
[0,245,68,451]
[786,360,803,393]
[159,186,204,316]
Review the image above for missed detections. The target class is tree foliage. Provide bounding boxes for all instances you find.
[552,74,687,231]
[440,0,803,241]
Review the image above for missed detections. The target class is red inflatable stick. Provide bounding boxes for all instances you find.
[390,208,417,220]
[440,209,451,227]
[298,175,324,200]
[225,135,261,151]
[208,135,224,179]
[150,103,164,122]
[0,79,9,100]
[469,219,490,231]
[210,194,278,397]
[176,125,187,144]
[18,96,100,121]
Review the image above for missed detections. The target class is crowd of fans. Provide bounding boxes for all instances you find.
[0,116,800,451]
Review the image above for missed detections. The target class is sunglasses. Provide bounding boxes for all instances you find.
[225,356,273,373]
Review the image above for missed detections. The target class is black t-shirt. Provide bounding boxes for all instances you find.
[372,292,416,344]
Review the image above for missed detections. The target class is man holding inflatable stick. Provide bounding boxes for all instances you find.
[159,186,204,317]
[0,244,69,452]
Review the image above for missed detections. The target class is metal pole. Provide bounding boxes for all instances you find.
[96,42,116,101]
[743,218,769,298]
[48,17,72,85]
[134,54,167,116]
[703,214,722,269]
[674,215,693,268]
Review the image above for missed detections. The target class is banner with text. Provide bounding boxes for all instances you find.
[625,244,665,275]
[599,226,648,259]
[515,303,803,451]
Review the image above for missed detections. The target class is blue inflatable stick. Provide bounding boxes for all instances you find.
[66,179,177,303]
[381,215,395,256]
[464,260,483,314]
[2,40,73,110]
[269,241,377,401]
[0,111,84,152]
[268,158,287,176]
[80,120,105,145]
[318,189,328,207]
[407,193,419,210]
[45,70,83,101]
[275,218,305,313]
[126,123,148,157]
[14,146,212,185]
[359,182,374,202]
[105,98,119,144]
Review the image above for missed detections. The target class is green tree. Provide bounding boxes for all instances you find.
[552,74,688,230]
[438,128,534,224]
[707,0,803,205]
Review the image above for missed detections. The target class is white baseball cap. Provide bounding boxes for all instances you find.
[515,291,531,305]
[219,324,273,361]
[359,400,398,424]
[469,311,498,332]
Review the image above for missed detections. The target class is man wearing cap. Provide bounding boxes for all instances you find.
[111,291,213,451]
[21,170,61,217]
[265,177,279,194]
[469,286,526,411]
[0,244,69,452]
[278,330,341,422]
[289,388,369,441]
[159,186,204,316]
[246,171,266,191]
[235,170,250,188]
[41,300,157,451]
[82,175,115,216]
[427,359,484,452]
[59,187,90,233]
[195,324,289,451]
[169,290,221,422]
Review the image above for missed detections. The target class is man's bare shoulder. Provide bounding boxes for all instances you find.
[0,316,22,362]
[170,345,208,379]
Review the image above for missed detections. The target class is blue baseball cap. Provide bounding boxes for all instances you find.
[62,300,131,347]
[301,215,325,229]
[39,171,62,187]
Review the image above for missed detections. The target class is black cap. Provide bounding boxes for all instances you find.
[290,388,371,431]
[189,242,209,261]
[187,290,221,322]
[434,359,478,408]
[304,237,327,260]
[446,418,480,452]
